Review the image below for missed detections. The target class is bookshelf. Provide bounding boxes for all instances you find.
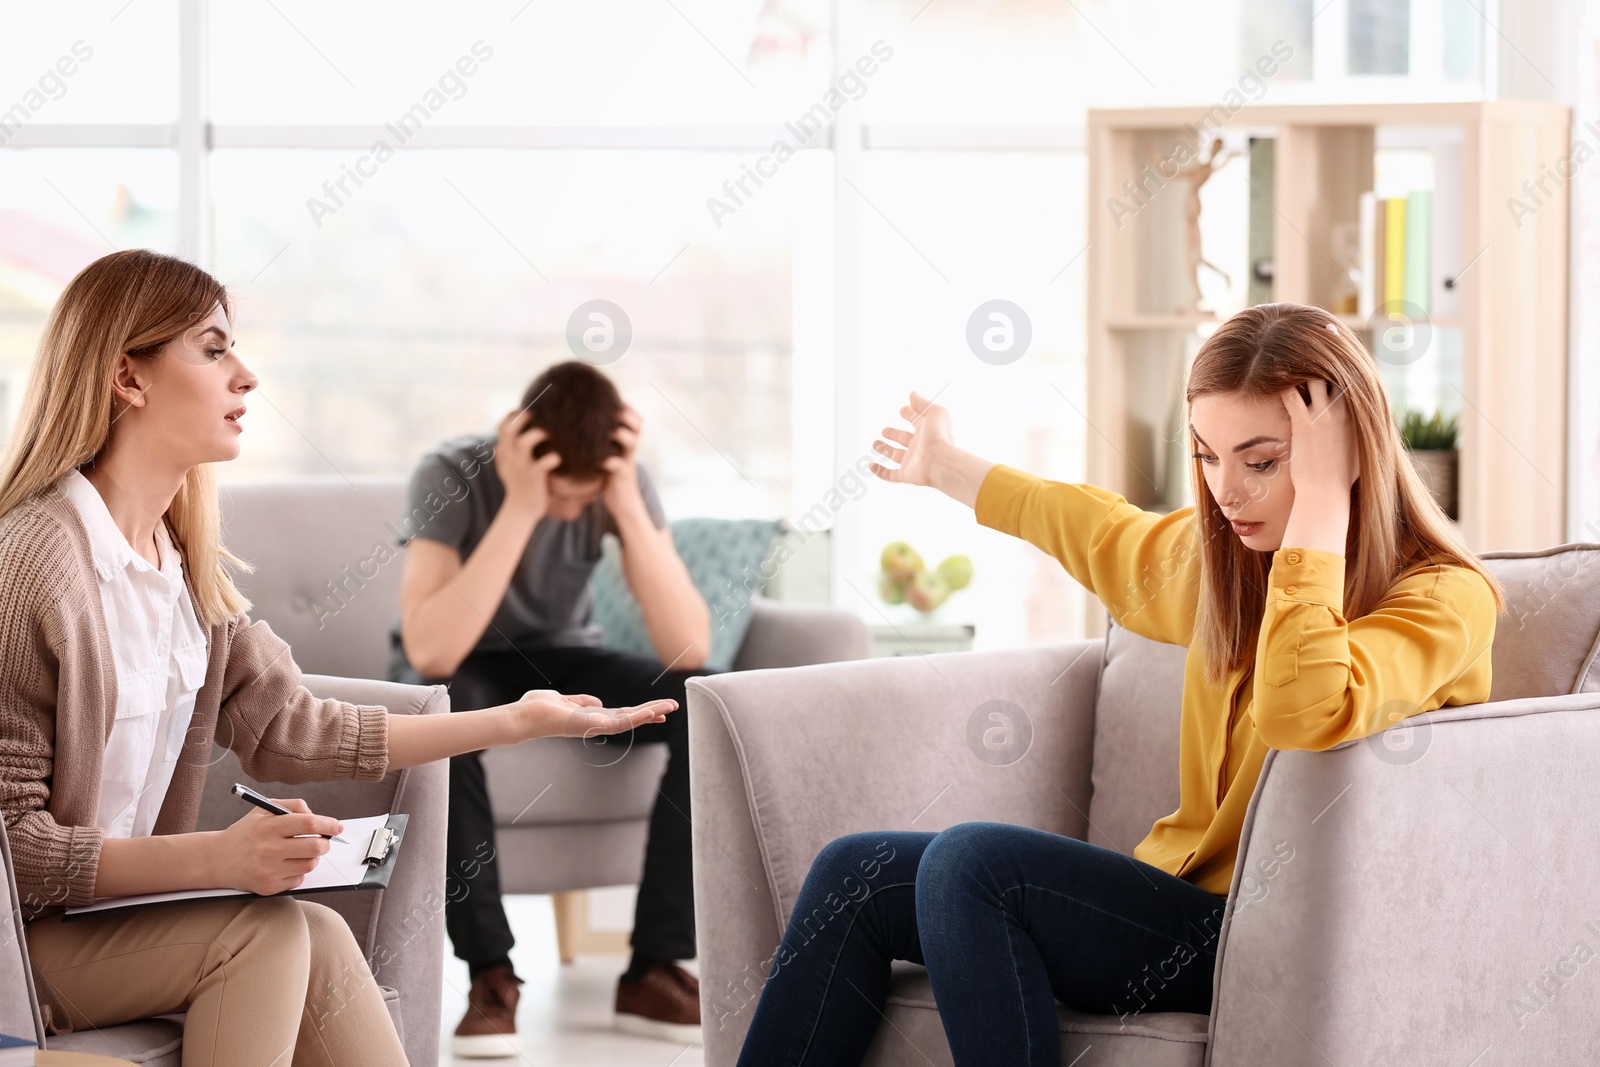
[1085,102,1569,636]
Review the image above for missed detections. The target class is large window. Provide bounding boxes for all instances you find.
[850,150,1088,650]
[208,147,821,525]
[0,149,178,444]
[0,0,1502,649]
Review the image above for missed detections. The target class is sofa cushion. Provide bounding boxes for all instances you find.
[1479,544,1600,700]
[0,817,40,1042]
[1085,618,1188,859]
[46,1017,183,1064]
[482,738,668,825]
[862,962,1207,1066]
[589,517,784,671]
[42,987,399,1066]
[219,477,408,682]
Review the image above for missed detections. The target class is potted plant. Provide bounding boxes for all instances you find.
[1398,408,1459,520]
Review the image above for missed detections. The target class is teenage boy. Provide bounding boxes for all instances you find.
[390,361,712,1054]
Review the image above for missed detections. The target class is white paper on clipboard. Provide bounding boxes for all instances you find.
[65,813,394,918]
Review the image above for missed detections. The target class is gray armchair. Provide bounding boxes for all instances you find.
[686,543,1600,1066]
[216,478,869,927]
[0,673,449,1067]
[0,476,867,1066]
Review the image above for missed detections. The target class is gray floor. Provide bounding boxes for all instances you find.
[438,894,705,1067]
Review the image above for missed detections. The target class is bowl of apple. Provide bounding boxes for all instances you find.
[879,541,973,615]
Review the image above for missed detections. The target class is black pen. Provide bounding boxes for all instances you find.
[231,782,348,843]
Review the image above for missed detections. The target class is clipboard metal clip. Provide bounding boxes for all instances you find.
[363,825,399,867]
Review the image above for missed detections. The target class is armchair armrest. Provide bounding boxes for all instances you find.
[686,641,1102,1063]
[1207,690,1600,1067]
[0,812,43,1046]
[197,674,449,1067]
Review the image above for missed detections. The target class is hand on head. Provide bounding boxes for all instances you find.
[497,408,562,515]
[1279,380,1359,497]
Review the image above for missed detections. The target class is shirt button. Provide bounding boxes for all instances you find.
[1285,551,1302,564]
[1284,585,1298,595]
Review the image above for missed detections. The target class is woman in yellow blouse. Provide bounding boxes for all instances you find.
[734,302,1504,1067]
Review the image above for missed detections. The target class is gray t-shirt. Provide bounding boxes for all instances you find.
[387,431,667,677]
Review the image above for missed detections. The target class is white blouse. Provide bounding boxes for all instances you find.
[60,468,210,839]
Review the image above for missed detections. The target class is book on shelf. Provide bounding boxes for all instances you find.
[1358,191,1380,319]
[1247,137,1276,308]
[1383,197,1407,309]
[1404,189,1432,314]
[1356,188,1437,321]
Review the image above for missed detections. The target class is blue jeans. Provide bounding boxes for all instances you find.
[734,823,1228,1067]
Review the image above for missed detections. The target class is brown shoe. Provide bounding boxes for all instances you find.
[453,965,524,1058]
[670,964,700,998]
[614,962,703,1045]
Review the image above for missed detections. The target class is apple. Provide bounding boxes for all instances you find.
[880,541,924,584]
[878,570,907,605]
[936,554,973,591]
[906,569,950,613]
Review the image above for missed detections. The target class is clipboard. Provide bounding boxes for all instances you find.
[63,813,410,922]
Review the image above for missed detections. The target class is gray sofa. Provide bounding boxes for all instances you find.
[687,543,1600,1066]
[215,476,869,901]
[1,674,449,1067]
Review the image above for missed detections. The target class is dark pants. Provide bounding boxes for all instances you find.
[411,644,711,971]
[734,823,1229,1067]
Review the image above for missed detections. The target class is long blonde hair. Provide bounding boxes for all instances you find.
[1186,302,1505,687]
[0,249,253,626]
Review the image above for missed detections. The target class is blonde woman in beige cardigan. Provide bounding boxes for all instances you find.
[0,249,677,1065]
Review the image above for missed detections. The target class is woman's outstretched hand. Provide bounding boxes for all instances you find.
[871,390,952,488]
[871,391,996,509]
[511,689,677,742]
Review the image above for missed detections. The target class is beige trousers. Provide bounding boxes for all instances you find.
[25,895,408,1067]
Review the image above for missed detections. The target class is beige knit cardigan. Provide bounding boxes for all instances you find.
[0,480,389,940]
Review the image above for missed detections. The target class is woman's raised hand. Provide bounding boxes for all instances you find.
[510,689,677,741]
[871,391,995,509]
[871,391,953,488]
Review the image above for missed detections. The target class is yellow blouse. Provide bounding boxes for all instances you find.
[974,464,1497,895]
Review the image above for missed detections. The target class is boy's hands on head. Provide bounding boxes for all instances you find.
[600,404,648,520]
[497,408,562,518]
